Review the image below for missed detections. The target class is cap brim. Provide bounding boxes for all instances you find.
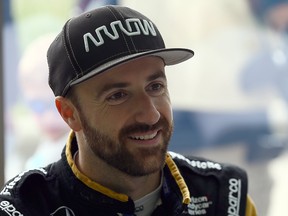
[70,48,194,86]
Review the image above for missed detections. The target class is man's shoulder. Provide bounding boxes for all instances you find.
[168,151,250,216]
[0,166,54,215]
[1,167,50,196]
[169,151,247,179]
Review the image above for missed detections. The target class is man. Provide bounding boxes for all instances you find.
[0,5,257,216]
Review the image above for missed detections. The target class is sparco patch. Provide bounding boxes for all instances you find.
[228,178,242,216]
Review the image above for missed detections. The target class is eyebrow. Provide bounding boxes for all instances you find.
[147,70,166,82]
[97,70,166,98]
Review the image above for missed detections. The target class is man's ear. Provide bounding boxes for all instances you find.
[55,96,82,131]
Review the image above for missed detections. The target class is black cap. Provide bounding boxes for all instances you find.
[47,5,194,96]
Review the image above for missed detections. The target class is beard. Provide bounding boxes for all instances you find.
[79,111,173,177]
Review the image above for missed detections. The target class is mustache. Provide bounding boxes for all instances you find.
[120,116,169,135]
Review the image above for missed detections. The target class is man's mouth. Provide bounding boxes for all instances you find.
[129,131,158,140]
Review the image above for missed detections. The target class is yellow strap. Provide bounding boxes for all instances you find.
[245,195,258,216]
[165,154,191,204]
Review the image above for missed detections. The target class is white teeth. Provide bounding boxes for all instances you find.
[131,132,157,140]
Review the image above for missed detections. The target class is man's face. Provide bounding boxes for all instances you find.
[72,56,173,176]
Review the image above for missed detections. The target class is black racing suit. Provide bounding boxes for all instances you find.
[0,133,256,216]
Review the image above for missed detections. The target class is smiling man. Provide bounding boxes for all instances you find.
[0,5,257,216]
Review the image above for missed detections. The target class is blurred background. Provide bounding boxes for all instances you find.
[2,0,288,215]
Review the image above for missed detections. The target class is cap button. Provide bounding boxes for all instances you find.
[85,13,91,18]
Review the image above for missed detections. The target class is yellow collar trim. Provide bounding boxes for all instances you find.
[166,154,191,205]
[65,131,190,204]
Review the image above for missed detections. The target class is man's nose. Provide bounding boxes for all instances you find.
[133,93,161,125]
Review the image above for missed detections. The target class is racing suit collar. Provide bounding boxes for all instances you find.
[64,131,191,210]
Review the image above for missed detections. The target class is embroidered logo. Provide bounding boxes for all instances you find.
[187,196,213,215]
[50,206,76,216]
[0,200,23,216]
[83,18,157,52]
[169,152,222,170]
[228,178,241,216]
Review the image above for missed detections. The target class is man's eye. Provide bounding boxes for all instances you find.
[147,82,166,96]
[106,92,128,104]
[152,83,163,90]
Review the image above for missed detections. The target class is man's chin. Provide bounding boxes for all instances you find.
[130,149,166,175]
